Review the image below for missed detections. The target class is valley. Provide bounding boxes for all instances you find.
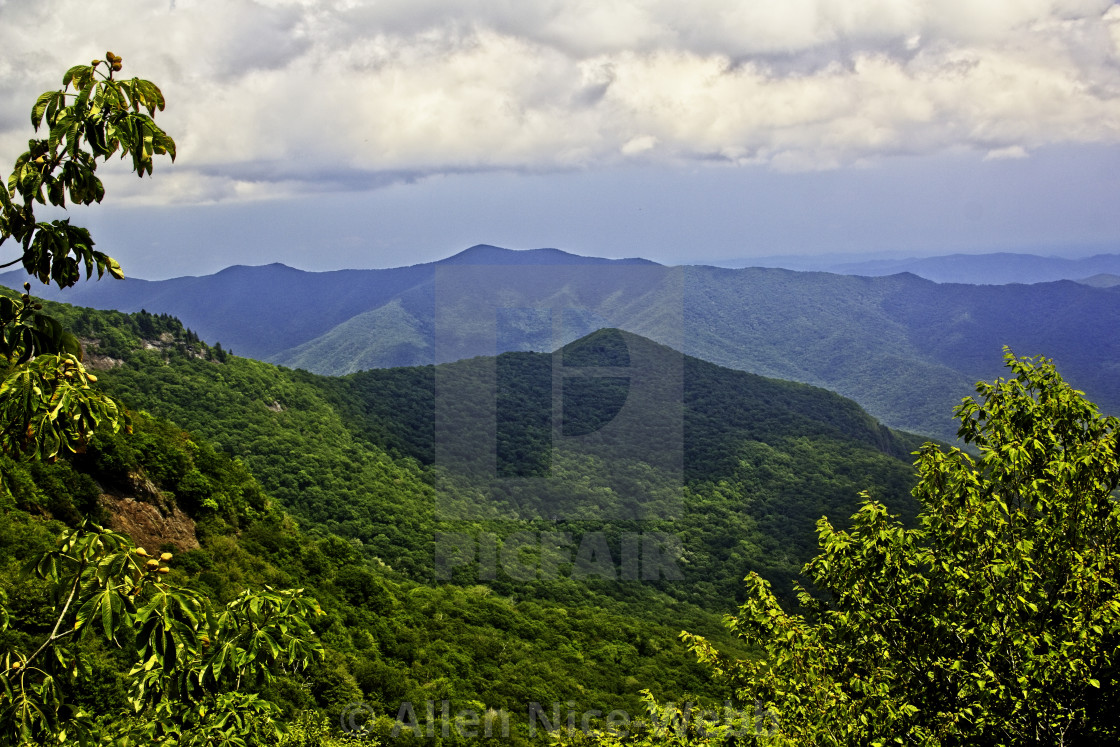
[1,291,930,741]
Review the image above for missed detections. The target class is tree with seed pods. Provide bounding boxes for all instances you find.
[0,53,175,469]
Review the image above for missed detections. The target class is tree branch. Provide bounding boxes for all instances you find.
[24,565,82,671]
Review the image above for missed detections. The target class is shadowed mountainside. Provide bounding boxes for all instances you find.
[7,246,1119,441]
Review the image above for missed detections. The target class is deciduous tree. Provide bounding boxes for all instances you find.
[684,349,1120,745]
[0,53,175,467]
[0,58,329,747]
[0,524,324,746]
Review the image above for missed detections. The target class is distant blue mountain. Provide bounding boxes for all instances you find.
[721,250,1120,285]
[437,244,657,266]
[5,245,1119,442]
[824,252,1120,285]
[0,245,652,360]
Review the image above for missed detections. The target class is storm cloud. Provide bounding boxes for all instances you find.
[3,0,1120,207]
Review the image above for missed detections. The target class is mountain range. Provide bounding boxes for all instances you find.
[6,244,1119,442]
[4,258,1114,733]
[824,252,1120,285]
[0,288,944,727]
[731,250,1120,285]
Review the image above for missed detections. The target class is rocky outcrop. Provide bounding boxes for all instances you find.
[99,474,199,552]
[83,352,125,370]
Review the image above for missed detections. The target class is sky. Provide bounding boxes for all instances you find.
[3,0,1120,278]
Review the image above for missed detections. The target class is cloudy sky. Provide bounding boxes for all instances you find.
[3,0,1120,278]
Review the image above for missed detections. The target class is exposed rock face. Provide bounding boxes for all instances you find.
[83,353,125,370]
[78,338,125,370]
[99,475,200,552]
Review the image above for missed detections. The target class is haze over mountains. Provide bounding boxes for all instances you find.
[733,250,1120,285]
[6,244,1119,442]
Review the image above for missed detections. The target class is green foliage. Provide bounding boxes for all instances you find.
[0,524,322,746]
[550,690,765,747]
[1,53,173,288]
[0,356,734,742]
[0,350,120,462]
[305,332,920,605]
[276,710,375,746]
[684,349,1120,745]
[0,387,327,744]
[86,412,270,529]
[0,286,81,365]
[74,315,924,611]
[0,288,124,470]
[0,54,175,480]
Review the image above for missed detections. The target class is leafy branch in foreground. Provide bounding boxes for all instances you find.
[0,524,324,746]
[682,348,1120,746]
[0,52,174,286]
[0,54,175,474]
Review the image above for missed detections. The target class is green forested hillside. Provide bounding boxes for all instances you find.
[0,413,724,745]
[0,297,936,741]
[51,300,925,609]
[310,329,924,598]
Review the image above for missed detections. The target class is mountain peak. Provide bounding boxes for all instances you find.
[213,262,303,276]
[438,245,659,267]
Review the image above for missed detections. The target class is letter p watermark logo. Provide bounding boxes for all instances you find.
[433,263,683,522]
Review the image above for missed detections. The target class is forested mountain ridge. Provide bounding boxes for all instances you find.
[0,381,725,746]
[0,245,651,361]
[0,289,937,740]
[0,296,742,742]
[37,296,925,610]
[313,328,920,480]
[259,263,1120,443]
[7,246,1118,442]
[679,267,1120,441]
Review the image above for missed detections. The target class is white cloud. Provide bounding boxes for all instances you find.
[621,134,657,155]
[2,0,1120,205]
[984,145,1030,159]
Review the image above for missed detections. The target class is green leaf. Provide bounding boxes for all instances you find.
[31,91,54,129]
[61,65,86,89]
